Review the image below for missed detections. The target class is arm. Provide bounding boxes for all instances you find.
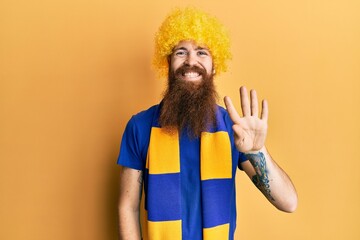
[224,86,298,213]
[118,166,143,240]
[240,147,298,212]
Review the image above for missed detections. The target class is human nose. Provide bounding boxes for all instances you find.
[184,51,197,66]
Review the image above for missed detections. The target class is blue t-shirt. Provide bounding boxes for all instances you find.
[117,104,247,240]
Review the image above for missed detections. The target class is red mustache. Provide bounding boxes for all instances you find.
[174,65,207,79]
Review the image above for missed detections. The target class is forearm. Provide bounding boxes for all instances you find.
[118,207,141,240]
[118,167,143,239]
[244,146,298,212]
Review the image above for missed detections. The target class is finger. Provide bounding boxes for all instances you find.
[250,89,259,117]
[240,86,251,116]
[261,99,269,121]
[224,96,242,124]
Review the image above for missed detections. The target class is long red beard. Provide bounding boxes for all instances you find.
[159,65,218,138]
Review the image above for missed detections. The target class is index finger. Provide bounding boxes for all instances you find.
[224,96,241,124]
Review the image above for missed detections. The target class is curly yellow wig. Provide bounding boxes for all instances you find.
[153,7,232,76]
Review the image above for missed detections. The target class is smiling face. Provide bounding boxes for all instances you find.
[159,40,218,137]
[169,40,214,82]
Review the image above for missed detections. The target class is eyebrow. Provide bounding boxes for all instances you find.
[173,46,210,51]
[195,47,209,51]
[173,47,187,51]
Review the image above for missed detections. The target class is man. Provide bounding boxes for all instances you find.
[117,7,297,240]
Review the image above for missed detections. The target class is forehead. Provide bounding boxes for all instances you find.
[174,40,210,50]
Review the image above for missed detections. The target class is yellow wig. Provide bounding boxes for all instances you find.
[153,7,231,76]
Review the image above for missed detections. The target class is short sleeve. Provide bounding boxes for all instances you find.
[117,117,145,170]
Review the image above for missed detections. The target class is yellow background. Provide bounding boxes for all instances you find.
[1,0,359,239]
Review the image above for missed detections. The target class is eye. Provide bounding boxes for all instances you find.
[197,50,209,56]
[174,50,187,57]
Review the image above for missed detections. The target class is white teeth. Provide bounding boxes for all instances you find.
[183,72,200,78]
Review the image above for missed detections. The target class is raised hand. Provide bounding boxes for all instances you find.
[224,86,268,153]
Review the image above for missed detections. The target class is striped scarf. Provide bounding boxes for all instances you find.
[141,105,234,240]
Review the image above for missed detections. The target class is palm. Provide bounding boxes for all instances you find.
[224,86,268,153]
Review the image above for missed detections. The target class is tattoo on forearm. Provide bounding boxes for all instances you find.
[245,152,275,201]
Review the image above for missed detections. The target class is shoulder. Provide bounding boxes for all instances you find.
[132,104,160,120]
[216,105,233,125]
[129,104,161,129]
[216,105,228,116]
[125,103,161,146]
[118,104,160,169]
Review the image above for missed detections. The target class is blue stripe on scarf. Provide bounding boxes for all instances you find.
[201,178,233,228]
[146,172,181,221]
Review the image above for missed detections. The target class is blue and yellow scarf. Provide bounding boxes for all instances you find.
[141,105,235,240]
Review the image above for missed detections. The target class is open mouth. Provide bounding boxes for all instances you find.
[174,65,206,82]
[182,71,201,80]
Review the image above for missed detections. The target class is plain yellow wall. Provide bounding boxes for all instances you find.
[1,0,359,239]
